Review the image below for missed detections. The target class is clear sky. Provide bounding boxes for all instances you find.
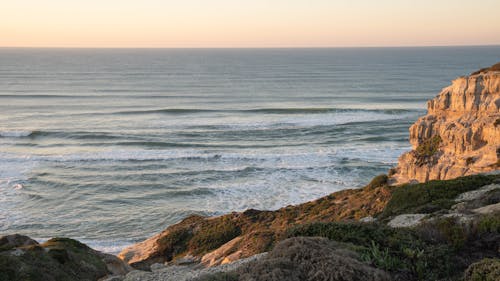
[2,0,500,48]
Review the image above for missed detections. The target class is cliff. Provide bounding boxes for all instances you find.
[390,62,500,184]
[118,175,393,270]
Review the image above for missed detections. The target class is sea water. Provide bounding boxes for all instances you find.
[1,47,499,252]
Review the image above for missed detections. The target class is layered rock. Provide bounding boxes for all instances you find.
[391,62,500,184]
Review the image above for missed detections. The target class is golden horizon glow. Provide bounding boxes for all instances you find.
[1,0,500,48]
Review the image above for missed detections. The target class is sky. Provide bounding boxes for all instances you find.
[1,0,500,48]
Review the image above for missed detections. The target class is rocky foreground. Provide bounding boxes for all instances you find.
[2,174,499,281]
[2,63,500,281]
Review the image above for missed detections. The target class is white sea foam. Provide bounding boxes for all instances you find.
[78,240,134,254]
[0,130,33,138]
[152,109,415,131]
[0,144,404,164]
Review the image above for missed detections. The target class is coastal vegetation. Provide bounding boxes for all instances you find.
[380,174,499,218]
[194,173,500,281]
[413,135,442,166]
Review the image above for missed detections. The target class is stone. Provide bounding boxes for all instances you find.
[98,252,133,276]
[0,234,38,250]
[150,263,167,271]
[455,184,500,202]
[99,276,124,281]
[359,216,376,223]
[0,235,111,281]
[388,214,427,228]
[201,236,242,267]
[472,202,500,214]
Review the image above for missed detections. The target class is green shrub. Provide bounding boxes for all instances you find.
[366,174,389,189]
[414,135,442,166]
[477,213,500,234]
[463,258,500,281]
[287,222,414,249]
[434,217,467,249]
[381,174,500,218]
[287,222,460,280]
[360,241,402,271]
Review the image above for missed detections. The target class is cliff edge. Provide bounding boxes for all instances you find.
[390,62,500,184]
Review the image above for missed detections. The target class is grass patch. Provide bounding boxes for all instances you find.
[380,174,500,218]
[188,216,241,255]
[157,227,193,260]
[433,217,467,249]
[477,213,500,234]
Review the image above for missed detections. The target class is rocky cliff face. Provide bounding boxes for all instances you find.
[391,63,500,184]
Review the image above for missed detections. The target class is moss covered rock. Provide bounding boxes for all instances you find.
[0,235,114,281]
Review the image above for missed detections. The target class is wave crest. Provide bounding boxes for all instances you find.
[0,130,35,138]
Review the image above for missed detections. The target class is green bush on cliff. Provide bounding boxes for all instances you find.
[413,135,442,166]
[188,216,241,255]
[286,222,459,280]
[417,217,469,249]
[477,213,500,234]
[366,174,389,189]
[157,227,193,260]
[381,174,500,218]
[287,222,419,250]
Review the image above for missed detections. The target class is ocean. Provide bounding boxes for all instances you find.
[1,47,499,253]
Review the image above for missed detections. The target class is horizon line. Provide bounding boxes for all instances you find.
[2,43,500,50]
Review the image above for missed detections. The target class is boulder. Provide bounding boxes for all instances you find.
[0,235,130,281]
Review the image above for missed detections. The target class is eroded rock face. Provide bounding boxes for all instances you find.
[391,63,500,184]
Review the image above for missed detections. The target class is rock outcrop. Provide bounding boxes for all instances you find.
[0,236,131,281]
[391,62,500,184]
